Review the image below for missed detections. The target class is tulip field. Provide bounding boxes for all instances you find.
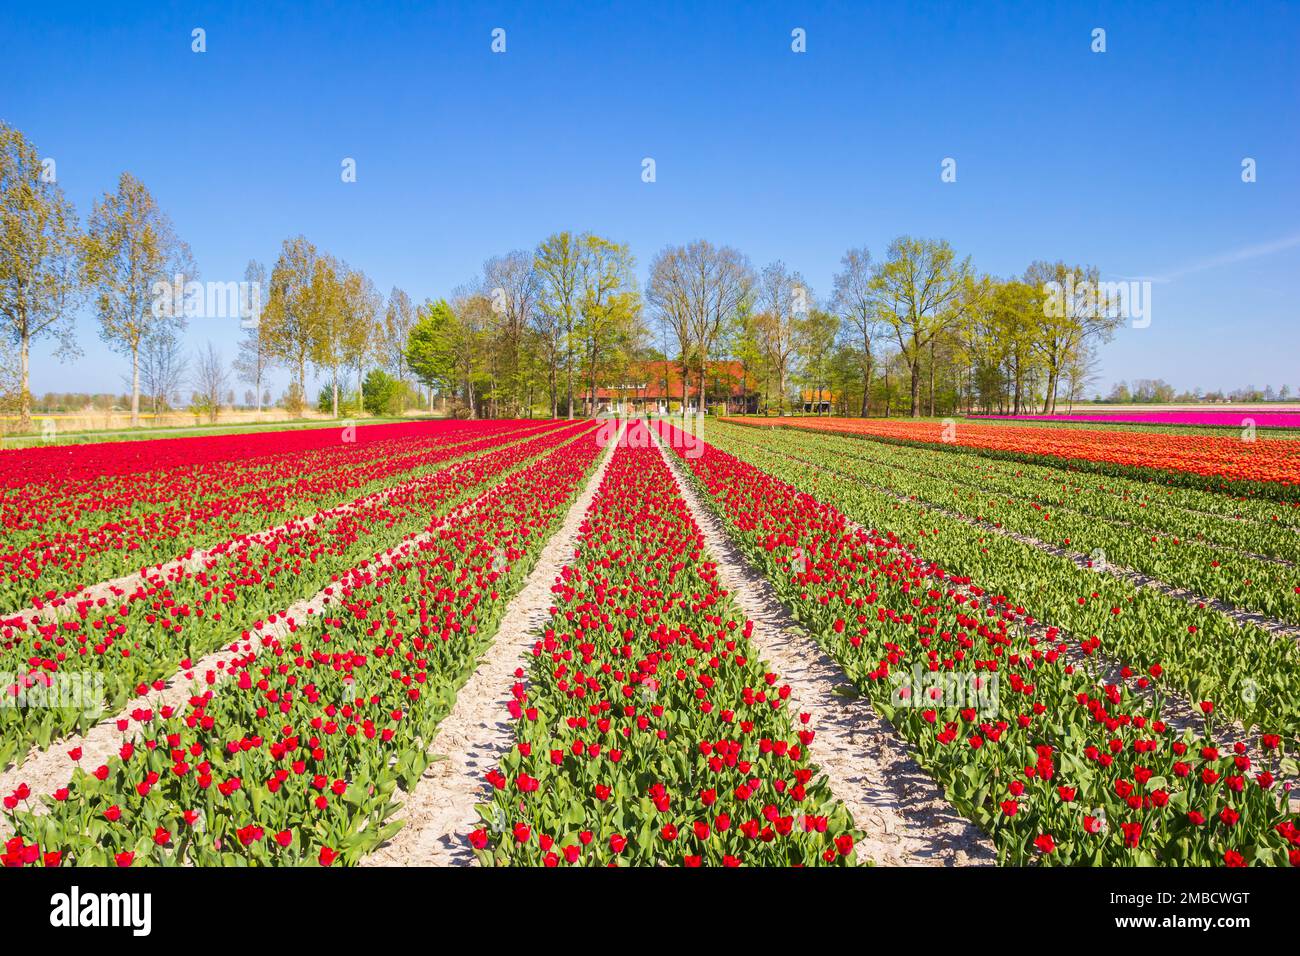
[2,415,1298,867]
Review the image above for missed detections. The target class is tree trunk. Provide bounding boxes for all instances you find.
[928,340,937,417]
[332,378,339,418]
[908,361,921,418]
[18,332,31,433]
[859,354,872,418]
[565,353,573,421]
[131,346,141,428]
[1042,368,1059,414]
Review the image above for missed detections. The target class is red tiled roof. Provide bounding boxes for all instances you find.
[584,360,752,401]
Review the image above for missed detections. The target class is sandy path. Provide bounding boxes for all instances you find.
[363,424,624,867]
[651,429,995,866]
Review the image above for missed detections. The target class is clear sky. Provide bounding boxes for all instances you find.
[4,0,1298,398]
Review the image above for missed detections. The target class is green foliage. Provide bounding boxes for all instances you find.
[316,384,360,416]
[405,298,458,394]
[361,368,401,416]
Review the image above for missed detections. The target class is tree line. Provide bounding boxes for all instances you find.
[402,234,1129,421]
[4,118,1138,427]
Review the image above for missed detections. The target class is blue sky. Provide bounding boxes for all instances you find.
[4,0,1298,397]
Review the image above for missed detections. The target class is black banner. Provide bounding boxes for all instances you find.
[1,865,1287,939]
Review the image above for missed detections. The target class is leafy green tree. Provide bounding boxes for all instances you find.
[1023,261,1123,414]
[361,368,401,416]
[406,298,458,403]
[534,232,583,418]
[795,307,840,415]
[261,236,332,416]
[869,236,972,418]
[576,234,641,417]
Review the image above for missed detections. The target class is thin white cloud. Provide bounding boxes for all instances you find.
[1116,232,1300,284]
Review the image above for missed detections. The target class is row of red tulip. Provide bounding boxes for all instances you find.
[471,422,859,866]
[657,421,1299,866]
[1,421,557,608]
[1,426,606,865]
[704,421,1300,737]
[1,422,591,771]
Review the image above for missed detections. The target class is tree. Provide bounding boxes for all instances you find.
[483,250,538,416]
[647,245,697,416]
[137,329,188,416]
[870,236,973,417]
[830,246,880,417]
[754,261,809,415]
[337,265,380,412]
[984,279,1041,414]
[1023,261,1124,414]
[262,236,331,416]
[447,288,492,418]
[689,242,752,416]
[406,298,458,407]
[1061,342,1101,412]
[725,301,766,416]
[0,343,22,425]
[81,171,194,428]
[191,342,230,424]
[647,241,755,417]
[534,232,583,418]
[233,259,275,413]
[576,234,641,417]
[0,122,85,431]
[796,307,840,415]
[304,256,365,418]
[380,286,415,384]
[362,368,401,416]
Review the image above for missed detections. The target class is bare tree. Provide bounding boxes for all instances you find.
[755,261,810,415]
[136,330,188,416]
[647,246,696,415]
[234,259,274,412]
[380,286,415,383]
[831,246,883,417]
[684,241,754,415]
[648,242,755,416]
[483,251,538,415]
[191,342,230,423]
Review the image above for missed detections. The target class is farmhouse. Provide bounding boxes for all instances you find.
[580,360,758,415]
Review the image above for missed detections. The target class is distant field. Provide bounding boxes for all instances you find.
[961,415,1300,439]
[971,407,1300,430]
[0,415,432,449]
